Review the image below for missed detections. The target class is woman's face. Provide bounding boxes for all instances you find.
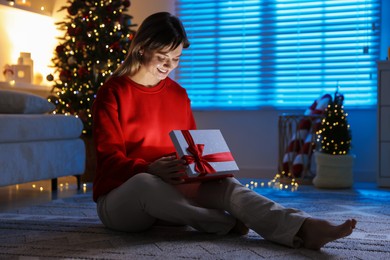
[140,43,183,85]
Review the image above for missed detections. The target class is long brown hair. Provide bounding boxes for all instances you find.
[110,12,190,79]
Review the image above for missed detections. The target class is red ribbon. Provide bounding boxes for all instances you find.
[181,130,234,176]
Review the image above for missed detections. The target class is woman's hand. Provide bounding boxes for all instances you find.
[147,156,187,184]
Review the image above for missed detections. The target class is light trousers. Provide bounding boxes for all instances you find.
[97,173,310,247]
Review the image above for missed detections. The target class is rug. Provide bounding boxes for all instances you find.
[0,180,390,259]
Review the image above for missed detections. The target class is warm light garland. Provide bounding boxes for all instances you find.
[244,177,299,192]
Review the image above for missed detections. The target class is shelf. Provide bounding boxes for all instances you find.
[0,81,52,98]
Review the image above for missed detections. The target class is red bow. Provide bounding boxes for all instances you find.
[181,130,234,176]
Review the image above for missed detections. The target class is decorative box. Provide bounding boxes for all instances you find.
[169,129,239,181]
[12,65,32,83]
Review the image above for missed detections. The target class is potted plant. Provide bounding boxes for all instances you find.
[313,89,354,188]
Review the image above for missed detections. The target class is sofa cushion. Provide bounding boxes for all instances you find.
[0,139,85,187]
[0,89,55,114]
[0,114,83,142]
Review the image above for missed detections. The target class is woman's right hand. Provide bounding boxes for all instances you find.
[147,156,187,184]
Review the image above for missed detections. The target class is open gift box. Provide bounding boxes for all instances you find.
[169,129,239,182]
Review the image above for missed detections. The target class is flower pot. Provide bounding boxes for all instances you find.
[313,152,355,189]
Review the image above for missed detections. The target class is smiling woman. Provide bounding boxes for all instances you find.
[0,4,59,85]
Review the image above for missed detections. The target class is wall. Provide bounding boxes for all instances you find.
[128,0,175,27]
[194,109,377,183]
[0,4,59,85]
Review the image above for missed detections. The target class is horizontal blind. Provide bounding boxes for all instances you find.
[175,0,381,109]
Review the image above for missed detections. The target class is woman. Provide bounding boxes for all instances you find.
[92,12,356,250]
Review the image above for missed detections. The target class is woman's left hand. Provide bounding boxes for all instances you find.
[147,156,187,184]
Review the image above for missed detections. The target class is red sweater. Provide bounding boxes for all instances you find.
[92,76,196,202]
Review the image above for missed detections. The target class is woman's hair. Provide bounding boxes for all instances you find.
[110,12,190,79]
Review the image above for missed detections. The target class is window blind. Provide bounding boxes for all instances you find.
[175,0,381,109]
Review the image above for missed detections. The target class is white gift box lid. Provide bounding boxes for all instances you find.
[169,129,239,179]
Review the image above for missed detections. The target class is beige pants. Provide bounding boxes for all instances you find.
[97,173,309,247]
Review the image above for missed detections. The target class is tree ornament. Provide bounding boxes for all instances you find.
[76,41,86,50]
[55,45,65,54]
[123,0,131,8]
[67,26,82,36]
[110,41,121,51]
[67,6,78,16]
[67,1,81,16]
[67,56,77,65]
[46,74,54,82]
[77,67,89,79]
[59,70,72,82]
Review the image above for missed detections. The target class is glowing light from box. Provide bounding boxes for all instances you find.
[1,6,59,85]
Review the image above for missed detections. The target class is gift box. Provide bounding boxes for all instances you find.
[169,129,239,181]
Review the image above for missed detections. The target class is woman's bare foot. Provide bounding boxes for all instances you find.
[297,218,357,250]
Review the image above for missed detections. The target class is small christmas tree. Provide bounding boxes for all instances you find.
[48,0,136,135]
[316,89,352,155]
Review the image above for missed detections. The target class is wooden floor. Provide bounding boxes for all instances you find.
[0,176,91,212]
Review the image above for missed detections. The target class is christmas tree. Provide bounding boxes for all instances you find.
[47,0,136,135]
[316,89,352,155]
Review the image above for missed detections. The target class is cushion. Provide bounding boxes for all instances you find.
[0,114,83,142]
[0,89,55,114]
[0,139,86,187]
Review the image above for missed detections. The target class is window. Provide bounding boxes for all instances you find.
[175,0,381,109]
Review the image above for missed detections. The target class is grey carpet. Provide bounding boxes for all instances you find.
[0,180,389,259]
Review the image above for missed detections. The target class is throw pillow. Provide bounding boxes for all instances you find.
[0,89,55,114]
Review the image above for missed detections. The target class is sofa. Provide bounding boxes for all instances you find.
[0,89,85,190]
